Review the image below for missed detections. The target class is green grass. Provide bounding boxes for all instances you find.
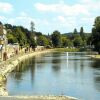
[54,48,79,52]
[95,55,100,58]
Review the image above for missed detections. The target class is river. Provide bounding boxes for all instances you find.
[6,52,100,100]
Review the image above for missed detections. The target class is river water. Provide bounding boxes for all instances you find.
[6,52,100,100]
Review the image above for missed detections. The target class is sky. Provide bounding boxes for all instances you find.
[0,0,100,34]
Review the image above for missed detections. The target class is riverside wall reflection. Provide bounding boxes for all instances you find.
[51,52,61,74]
[8,57,36,88]
[91,60,100,92]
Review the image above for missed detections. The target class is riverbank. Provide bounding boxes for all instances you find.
[0,49,54,96]
[0,49,78,100]
[90,55,100,59]
[0,49,54,76]
[0,96,77,100]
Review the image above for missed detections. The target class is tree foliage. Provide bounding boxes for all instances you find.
[51,30,61,48]
[73,34,83,47]
[37,35,49,46]
[7,33,17,44]
[30,21,35,33]
[5,23,37,48]
[92,16,100,53]
[73,28,78,34]
[61,36,73,47]
[80,27,86,41]
[0,21,90,50]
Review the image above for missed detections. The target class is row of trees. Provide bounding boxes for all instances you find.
[3,22,52,48]
[0,16,100,53]
[51,27,88,48]
[0,21,89,49]
[5,24,36,48]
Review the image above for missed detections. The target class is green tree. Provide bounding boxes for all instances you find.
[92,16,100,53]
[73,34,83,47]
[73,28,78,34]
[7,33,17,44]
[37,35,49,46]
[51,30,61,47]
[80,27,86,41]
[4,22,63,49]
[15,27,27,47]
[61,36,73,47]
[80,27,83,36]
[30,21,35,33]
[5,24,13,29]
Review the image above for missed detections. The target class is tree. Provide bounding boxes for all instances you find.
[73,28,78,34]
[5,24,13,29]
[92,16,100,53]
[30,37,37,49]
[37,35,49,46]
[51,30,61,48]
[73,34,83,47]
[35,32,42,36]
[80,27,86,41]
[61,36,73,47]
[30,21,35,33]
[7,33,17,44]
[80,27,84,36]
[14,27,27,47]
[4,23,37,48]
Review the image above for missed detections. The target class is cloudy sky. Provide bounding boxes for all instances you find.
[0,0,100,34]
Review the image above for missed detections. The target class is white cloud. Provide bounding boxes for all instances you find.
[7,13,35,28]
[6,12,50,32]
[34,0,100,18]
[0,2,13,13]
[34,0,100,33]
[34,2,90,16]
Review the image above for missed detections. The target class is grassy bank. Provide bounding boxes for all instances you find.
[91,55,100,59]
[54,48,79,52]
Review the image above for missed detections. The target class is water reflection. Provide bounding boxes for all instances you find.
[11,57,36,83]
[94,76,100,91]
[30,58,36,85]
[6,52,100,100]
[92,60,100,68]
[51,52,61,74]
[91,60,100,92]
